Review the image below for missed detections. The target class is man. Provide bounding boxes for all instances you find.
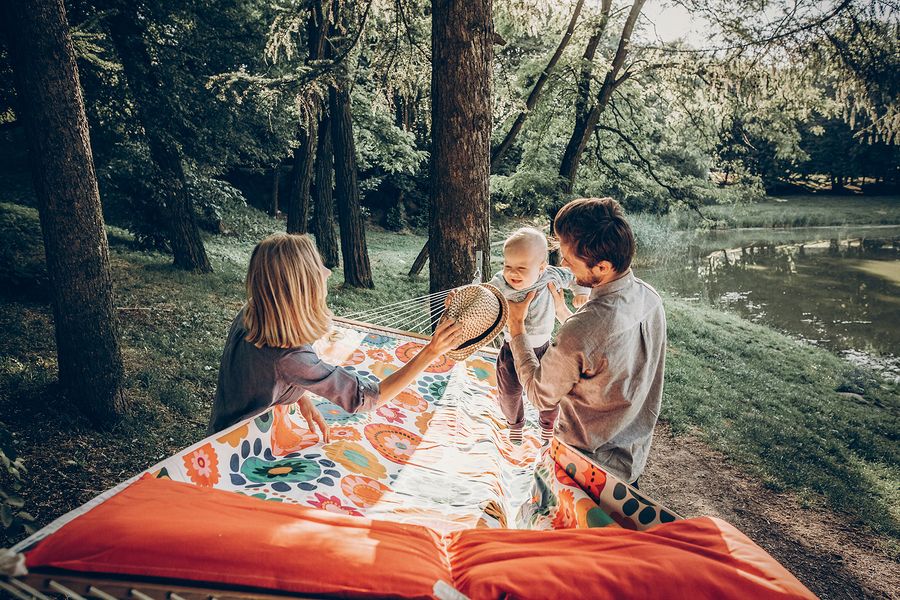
[506,197,666,485]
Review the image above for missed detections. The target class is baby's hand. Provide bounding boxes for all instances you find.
[573,293,589,308]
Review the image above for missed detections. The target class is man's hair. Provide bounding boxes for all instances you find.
[553,197,635,272]
[244,233,333,349]
[503,227,548,261]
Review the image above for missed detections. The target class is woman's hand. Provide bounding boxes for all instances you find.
[425,318,464,357]
[297,392,330,443]
[444,289,456,309]
[549,282,574,322]
[376,319,463,406]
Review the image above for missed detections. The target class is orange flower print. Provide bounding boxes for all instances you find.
[307,493,363,517]
[369,360,398,379]
[215,423,249,448]
[340,475,391,508]
[324,441,387,479]
[183,443,220,487]
[551,489,576,529]
[414,411,433,434]
[366,348,393,363]
[342,349,366,366]
[330,426,362,441]
[393,390,428,413]
[380,432,415,461]
[466,357,497,387]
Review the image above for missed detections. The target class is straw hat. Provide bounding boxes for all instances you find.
[438,284,508,361]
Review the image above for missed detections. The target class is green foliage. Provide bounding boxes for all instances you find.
[186,175,251,235]
[0,422,35,543]
[0,202,48,299]
[384,203,408,232]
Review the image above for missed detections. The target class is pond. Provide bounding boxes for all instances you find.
[642,225,900,382]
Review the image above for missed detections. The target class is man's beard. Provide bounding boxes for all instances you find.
[574,274,601,288]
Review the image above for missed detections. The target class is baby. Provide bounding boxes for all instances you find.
[488,227,590,444]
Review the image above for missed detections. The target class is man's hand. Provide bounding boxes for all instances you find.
[297,393,330,443]
[548,282,573,322]
[507,290,535,337]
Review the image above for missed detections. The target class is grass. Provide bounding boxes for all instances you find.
[674,195,900,229]
[663,299,899,540]
[0,197,898,550]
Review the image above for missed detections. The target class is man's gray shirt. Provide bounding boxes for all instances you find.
[208,310,380,434]
[510,271,666,482]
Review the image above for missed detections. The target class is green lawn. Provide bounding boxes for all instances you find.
[675,195,900,229]
[0,199,897,549]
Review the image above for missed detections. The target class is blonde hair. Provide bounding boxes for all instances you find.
[503,227,549,260]
[243,233,333,349]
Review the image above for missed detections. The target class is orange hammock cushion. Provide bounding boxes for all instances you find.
[25,476,815,599]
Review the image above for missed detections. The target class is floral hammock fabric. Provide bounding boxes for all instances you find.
[18,321,678,554]
[8,322,820,600]
[173,323,679,534]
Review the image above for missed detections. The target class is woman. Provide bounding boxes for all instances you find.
[208,233,462,437]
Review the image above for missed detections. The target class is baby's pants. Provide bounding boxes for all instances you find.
[496,340,559,430]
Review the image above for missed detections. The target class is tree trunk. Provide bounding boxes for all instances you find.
[270,165,281,217]
[2,0,126,425]
[559,0,644,194]
[286,2,328,235]
[408,242,429,277]
[330,86,374,288]
[286,125,316,233]
[106,8,212,273]
[430,0,493,298]
[312,112,340,269]
[490,0,585,171]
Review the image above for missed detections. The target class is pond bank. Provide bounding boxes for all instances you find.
[641,224,900,382]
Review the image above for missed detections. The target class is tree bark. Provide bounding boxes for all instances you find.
[287,3,329,235]
[2,0,126,425]
[559,0,643,194]
[430,0,493,298]
[270,165,281,217]
[490,0,585,171]
[408,242,428,277]
[312,111,340,269]
[106,7,212,273]
[286,125,316,233]
[330,86,374,288]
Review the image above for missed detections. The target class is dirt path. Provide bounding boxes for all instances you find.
[641,424,899,599]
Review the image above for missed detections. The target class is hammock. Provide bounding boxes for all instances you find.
[0,319,815,600]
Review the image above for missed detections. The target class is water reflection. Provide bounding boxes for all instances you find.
[644,227,900,381]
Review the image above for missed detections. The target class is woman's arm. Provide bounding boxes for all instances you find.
[375,318,462,406]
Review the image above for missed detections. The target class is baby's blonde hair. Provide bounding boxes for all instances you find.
[503,227,549,261]
[244,233,332,349]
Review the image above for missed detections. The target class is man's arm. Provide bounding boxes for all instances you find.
[509,334,581,411]
[507,290,581,411]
